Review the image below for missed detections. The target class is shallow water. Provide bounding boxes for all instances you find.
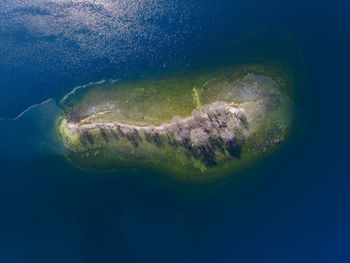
[0,0,349,262]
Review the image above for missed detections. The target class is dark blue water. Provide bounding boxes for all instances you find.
[0,1,349,262]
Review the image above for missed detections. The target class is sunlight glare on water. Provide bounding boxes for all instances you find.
[0,0,202,66]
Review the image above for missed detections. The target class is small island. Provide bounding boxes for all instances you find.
[58,63,294,181]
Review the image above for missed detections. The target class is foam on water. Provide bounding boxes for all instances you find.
[60,80,107,105]
[0,78,118,158]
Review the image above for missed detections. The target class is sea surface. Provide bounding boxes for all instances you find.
[0,1,349,262]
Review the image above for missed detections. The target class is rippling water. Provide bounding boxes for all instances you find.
[0,0,349,262]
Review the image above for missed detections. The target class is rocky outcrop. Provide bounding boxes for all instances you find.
[58,66,294,178]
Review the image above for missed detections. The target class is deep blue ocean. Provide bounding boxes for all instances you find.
[0,1,349,262]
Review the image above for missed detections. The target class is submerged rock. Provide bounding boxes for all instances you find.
[58,64,295,180]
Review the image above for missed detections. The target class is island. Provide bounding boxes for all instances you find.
[57,63,294,181]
